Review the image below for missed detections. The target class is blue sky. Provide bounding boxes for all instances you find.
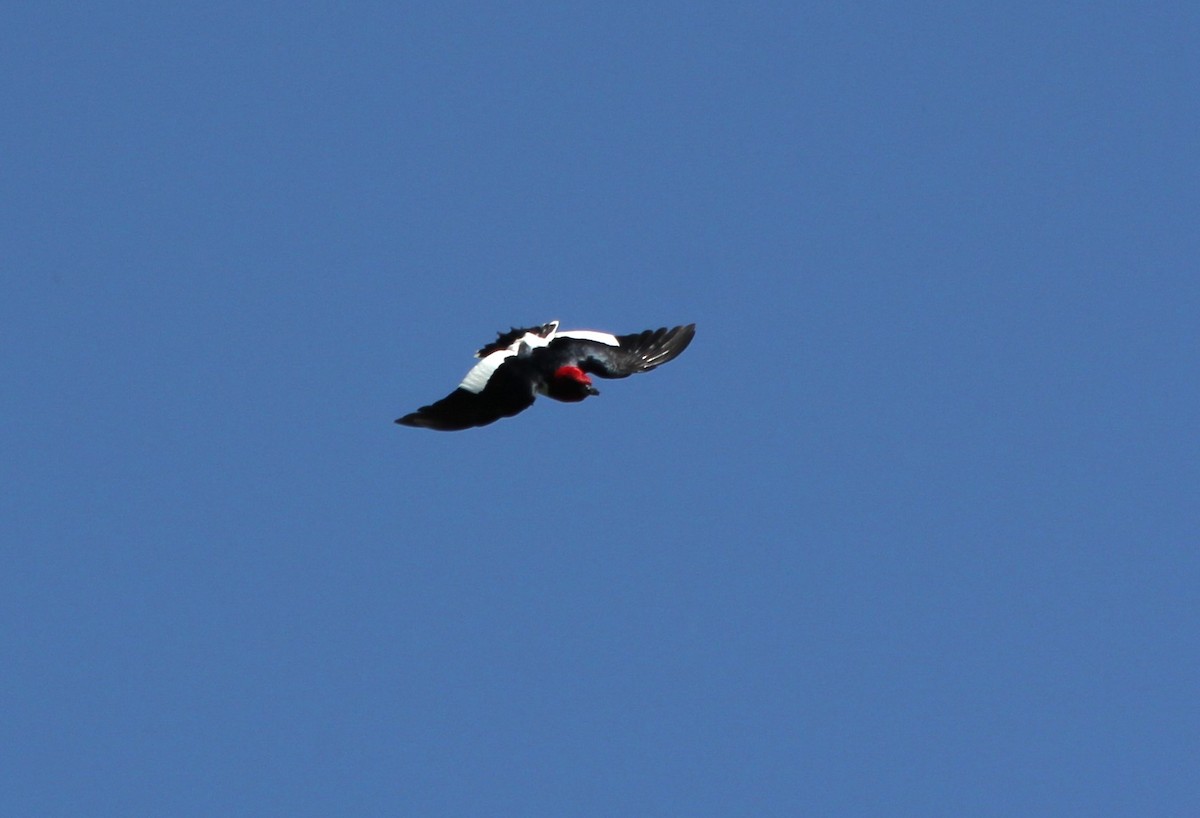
[3,3,1197,815]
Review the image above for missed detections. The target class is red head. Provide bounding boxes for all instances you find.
[554,365,591,385]
[547,366,600,402]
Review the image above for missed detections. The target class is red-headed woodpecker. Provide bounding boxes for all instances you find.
[396,321,696,431]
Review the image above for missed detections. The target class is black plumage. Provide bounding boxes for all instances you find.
[396,322,695,431]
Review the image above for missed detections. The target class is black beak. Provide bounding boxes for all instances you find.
[587,386,600,396]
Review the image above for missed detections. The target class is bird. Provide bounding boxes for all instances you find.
[395,320,696,431]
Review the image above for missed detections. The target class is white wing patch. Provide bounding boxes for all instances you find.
[518,327,556,353]
[459,322,617,392]
[556,329,619,346]
[459,321,562,392]
[459,349,514,393]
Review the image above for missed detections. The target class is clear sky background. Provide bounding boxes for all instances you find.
[3,4,1197,816]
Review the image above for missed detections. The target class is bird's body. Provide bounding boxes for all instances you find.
[396,320,695,431]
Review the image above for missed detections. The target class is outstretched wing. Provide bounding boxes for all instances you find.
[549,324,696,379]
[475,321,559,358]
[395,360,537,431]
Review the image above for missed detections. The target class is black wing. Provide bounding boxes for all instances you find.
[395,363,537,431]
[475,321,558,358]
[549,324,696,379]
